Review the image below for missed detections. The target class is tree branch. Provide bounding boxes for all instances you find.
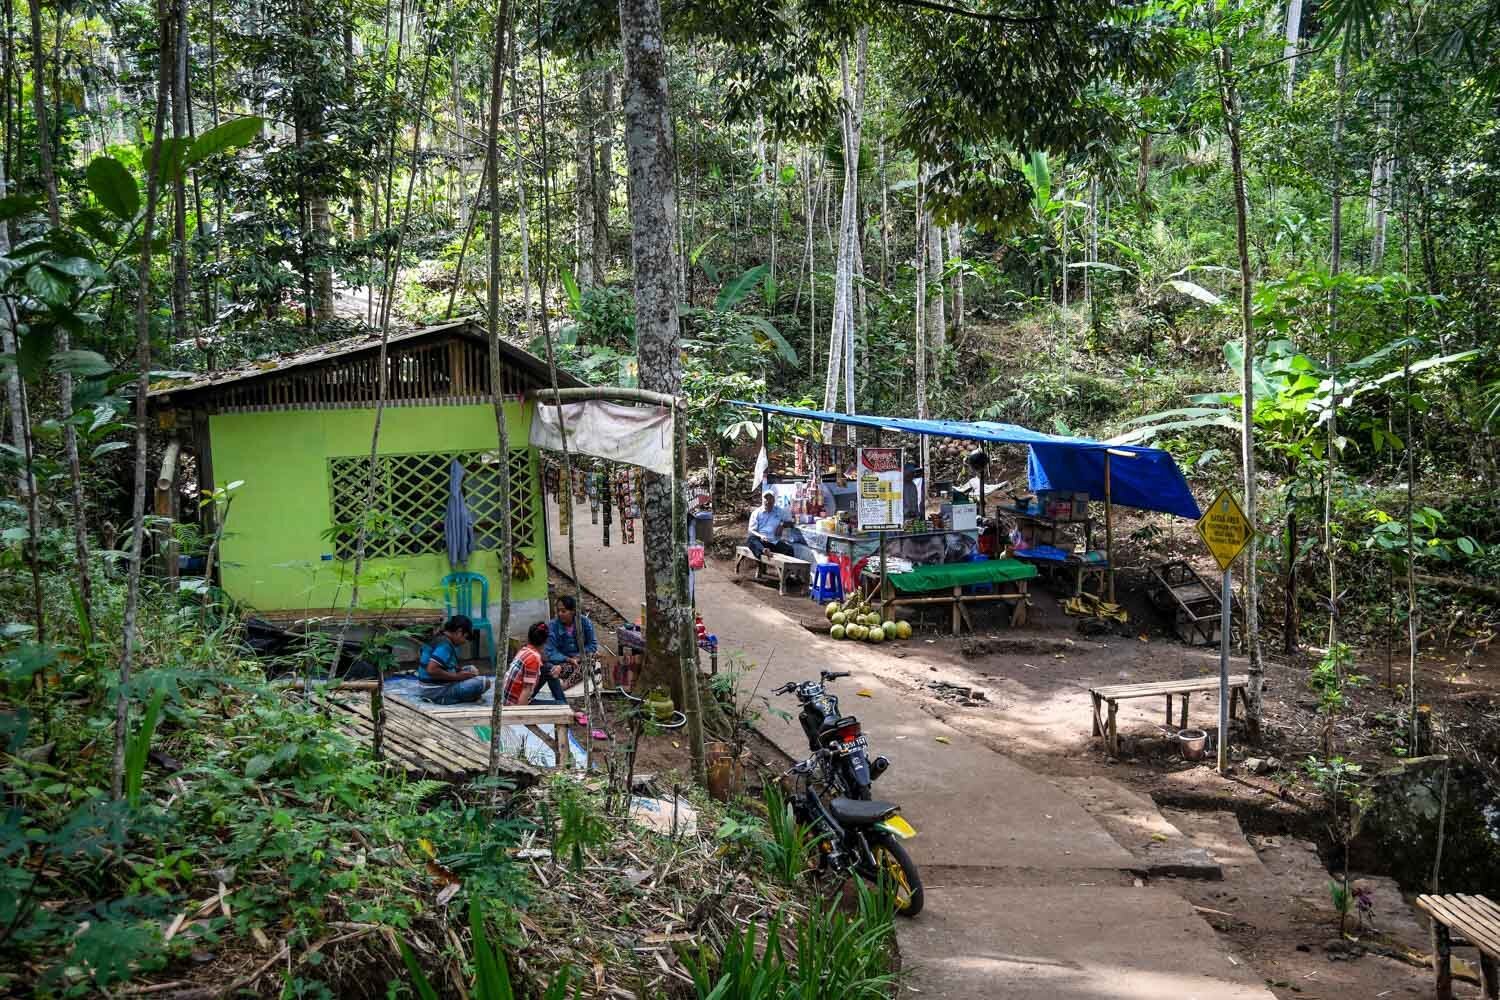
[881,0,1052,26]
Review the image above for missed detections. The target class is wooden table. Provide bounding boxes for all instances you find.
[415,703,578,770]
[869,560,1036,636]
[320,693,542,785]
[1417,893,1500,998]
[1089,674,1250,757]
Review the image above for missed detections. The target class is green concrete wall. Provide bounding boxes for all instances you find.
[209,403,546,615]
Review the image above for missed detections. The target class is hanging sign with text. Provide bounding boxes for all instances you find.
[856,447,903,532]
[1196,488,1252,571]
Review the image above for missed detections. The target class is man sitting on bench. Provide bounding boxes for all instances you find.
[746,490,795,559]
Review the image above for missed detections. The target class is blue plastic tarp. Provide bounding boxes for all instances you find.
[736,402,1201,520]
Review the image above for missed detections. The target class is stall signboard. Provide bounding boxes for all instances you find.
[857,447,903,532]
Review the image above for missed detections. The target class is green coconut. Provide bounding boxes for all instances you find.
[830,624,846,640]
[882,621,899,639]
[825,601,842,620]
[868,628,885,644]
[831,612,847,626]
[849,624,868,641]
[895,621,913,640]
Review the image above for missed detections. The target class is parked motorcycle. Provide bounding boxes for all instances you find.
[774,670,890,800]
[776,671,922,916]
[785,747,924,916]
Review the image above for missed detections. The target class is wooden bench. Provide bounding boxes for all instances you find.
[1417,893,1500,999]
[414,702,578,770]
[734,546,811,596]
[1089,674,1250,757]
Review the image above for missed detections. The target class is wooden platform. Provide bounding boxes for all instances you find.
[320,693,543,785]
[1089,674,1250,757]
[1417,893,1500,999]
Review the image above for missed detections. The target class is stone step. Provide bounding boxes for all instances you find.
[1051,775,1223,880]
[1160,807,1268,880]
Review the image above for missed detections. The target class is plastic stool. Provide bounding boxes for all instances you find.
[810,563,845,604]
[964,552,994,595]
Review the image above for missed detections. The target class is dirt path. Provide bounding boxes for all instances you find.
[546,515,1276,998]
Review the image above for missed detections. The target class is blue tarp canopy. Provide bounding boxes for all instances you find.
[736,402,1201,520]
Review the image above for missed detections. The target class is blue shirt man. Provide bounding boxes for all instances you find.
[417,616,489,705]
[746,491,794,558]
[541,595,596,703]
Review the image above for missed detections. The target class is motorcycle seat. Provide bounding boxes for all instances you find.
[829,797,899,826]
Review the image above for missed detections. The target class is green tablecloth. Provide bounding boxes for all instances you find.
[884,559,1038,594]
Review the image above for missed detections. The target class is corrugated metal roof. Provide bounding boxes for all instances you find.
[148,316,582,399]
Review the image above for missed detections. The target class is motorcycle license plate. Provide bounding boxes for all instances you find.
[882,814,917,839]
[839,735,868,753]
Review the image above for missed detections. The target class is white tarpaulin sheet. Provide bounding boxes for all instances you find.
[529,400,675,476]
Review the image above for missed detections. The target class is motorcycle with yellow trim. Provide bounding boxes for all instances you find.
[777,672,923,916]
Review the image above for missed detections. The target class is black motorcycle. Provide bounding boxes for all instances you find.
[776,671,922,916]
[786,747,924,916]
[774,670,890,800]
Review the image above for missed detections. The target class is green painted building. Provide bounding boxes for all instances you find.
[148,319,578,634]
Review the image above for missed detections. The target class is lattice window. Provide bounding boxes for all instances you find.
[327,449,537,560]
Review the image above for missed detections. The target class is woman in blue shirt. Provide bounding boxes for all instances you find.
[541,596,595,702]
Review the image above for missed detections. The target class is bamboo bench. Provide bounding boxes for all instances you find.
[734,546,811,596]
[1089,674,1250,757]
[1417,893,1500,999]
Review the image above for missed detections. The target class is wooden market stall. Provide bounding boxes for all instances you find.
[736,402,1203,635]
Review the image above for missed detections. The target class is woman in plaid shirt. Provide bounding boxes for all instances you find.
[502,622,569,706]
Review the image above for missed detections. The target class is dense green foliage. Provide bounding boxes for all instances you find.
[2,0,1499,991]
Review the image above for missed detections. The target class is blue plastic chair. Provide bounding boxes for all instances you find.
[810,563,845,604]
[963,553,995,595]
[441,572,496,667]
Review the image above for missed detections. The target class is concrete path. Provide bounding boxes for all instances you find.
[546,518,1274,998]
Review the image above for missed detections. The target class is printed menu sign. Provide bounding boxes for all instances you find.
[856,447,902,532]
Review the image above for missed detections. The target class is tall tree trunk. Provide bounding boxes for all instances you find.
[948,222,962,333]
[822,34,865,443]
[1282,0,1303,100]
[483,0,514,778]
[510,36,533,324]
[1218,44,1263,737]
[28,0,93,630]
[171,0,193,340]
[0,157,42,642]
[300,0,334,322]
[924,191,945,354]
[115,3,170,800]
[1326,56,1345,651]
[574,65,597,288]
[619,0,703,784]
[594,69,614,281]
[914,170,930,486]
[878,139,889,289]
[1135,85,1153,219]
[346,20,365,242]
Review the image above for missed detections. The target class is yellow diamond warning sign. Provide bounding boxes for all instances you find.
[1196,489,1251,571]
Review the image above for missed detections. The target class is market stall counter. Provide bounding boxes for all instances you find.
[866,558,1038,636]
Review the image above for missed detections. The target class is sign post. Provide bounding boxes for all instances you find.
[857,447,902,606]
[1195,488,1252,774]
